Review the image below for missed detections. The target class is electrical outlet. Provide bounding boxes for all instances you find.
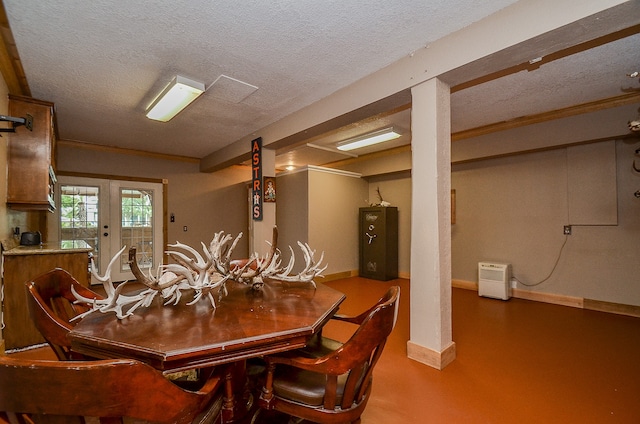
[563,225,572,235]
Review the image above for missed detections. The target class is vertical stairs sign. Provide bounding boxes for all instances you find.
[252,137,263,221]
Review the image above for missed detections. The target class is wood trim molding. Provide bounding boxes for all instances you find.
[452,279,477,291]
[0,1,29,95]
[512,288,583,309]
[584,298,640,318]
[58,139,200,164]
[451,133,640,166]
[398,271,411,280]
[452,92,640,142]
[57,170,165,184]
[452,279,640,318]
[407,340,456,370]
[322,270,358,282]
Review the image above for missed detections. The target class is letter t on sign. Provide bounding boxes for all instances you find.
[251,137,263,221]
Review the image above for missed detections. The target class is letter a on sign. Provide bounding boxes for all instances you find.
[251,137,263,220]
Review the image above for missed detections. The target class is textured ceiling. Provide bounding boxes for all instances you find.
[452,32,640,132]
[3,1,640,168]
[3,0,519,159]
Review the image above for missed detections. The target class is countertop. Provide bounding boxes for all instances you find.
[2,240,93,256]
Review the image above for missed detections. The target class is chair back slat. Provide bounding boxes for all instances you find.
[25,268,103,360]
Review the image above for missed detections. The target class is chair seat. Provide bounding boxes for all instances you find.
[273,366,352,407]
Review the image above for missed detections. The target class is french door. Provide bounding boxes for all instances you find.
[47,176,164,284]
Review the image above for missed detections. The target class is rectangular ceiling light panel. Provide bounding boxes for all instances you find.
[337,127,401,151]
[146,75,205,122]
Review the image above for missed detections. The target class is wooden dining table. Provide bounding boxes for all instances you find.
[69,280,345,422]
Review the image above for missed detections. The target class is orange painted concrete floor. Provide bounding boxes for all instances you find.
[321,277,640,423]
[10,277,640,423]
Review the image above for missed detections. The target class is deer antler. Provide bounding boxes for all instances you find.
[263,242,326,287]
[72,227,326,319]
[71,246,158,320]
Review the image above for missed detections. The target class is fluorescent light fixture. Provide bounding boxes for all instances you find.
[336,127,401,151]
[146,75,205,122]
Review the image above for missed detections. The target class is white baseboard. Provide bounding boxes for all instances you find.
[407,340,456,370]
[452,279,640,318]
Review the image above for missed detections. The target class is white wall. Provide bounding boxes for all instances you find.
[454,140,640,305]
[276,166,367,276]
[335,138,640,306]
[275,169,309,266]
[308,167,367,275]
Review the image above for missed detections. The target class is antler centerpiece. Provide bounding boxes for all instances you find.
[72,227,326,320]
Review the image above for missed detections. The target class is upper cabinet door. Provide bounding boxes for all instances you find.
[7,95,56,211]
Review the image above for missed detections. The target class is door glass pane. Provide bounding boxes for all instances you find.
[60,185,100,270]
[120,188,154,272]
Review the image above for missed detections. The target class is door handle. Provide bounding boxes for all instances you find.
[103,232,109,236]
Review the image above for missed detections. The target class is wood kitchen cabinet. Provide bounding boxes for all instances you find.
[1,242,92,350]
[7,95,56,211]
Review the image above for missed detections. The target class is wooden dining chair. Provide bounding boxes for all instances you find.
[0,356,223,424]
[25,268,103,360]
[257,286,400,424]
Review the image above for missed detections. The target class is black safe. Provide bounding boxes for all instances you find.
[358,206,398,281]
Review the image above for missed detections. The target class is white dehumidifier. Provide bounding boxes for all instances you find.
[478,262,511,300]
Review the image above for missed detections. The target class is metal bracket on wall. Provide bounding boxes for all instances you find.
[0,114,33,133]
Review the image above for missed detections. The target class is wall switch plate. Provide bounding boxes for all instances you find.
[563,225,572,235]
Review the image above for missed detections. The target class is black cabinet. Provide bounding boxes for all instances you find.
[359,207,398,281]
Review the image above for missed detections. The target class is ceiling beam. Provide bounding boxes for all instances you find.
[450,23,640,94]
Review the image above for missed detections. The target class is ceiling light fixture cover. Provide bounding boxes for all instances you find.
[146,75,205,122]
[337,127,401,151]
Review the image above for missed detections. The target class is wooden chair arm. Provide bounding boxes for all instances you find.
[266,352,322,370]
[192,369,223,395]
[331,313,363,324]
[266,347,354,376]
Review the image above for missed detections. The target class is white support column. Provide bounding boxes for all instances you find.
[407,78,455,370]
[251,148,276,256]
